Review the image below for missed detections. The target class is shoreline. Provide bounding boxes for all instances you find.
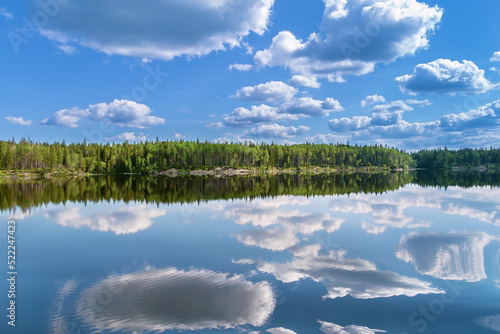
[1,166,406,181]
[2,165,497,181]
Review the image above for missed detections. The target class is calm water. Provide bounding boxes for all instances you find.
[1,172,500,334]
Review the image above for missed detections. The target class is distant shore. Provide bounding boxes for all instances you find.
[1,166,406,181]
[2,164,499,181]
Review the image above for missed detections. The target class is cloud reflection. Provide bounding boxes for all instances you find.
[44,204,166,235]
[76,267,275,332]
[224,197,343,251]
[330,185,500,234]
[257,244,442,299]
[396,232,496,282]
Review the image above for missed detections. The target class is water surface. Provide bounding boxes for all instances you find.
[1,172,499,333]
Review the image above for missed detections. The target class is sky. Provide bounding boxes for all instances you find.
[1,0,500,150]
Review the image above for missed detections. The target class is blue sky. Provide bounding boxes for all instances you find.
[1,0,500,150]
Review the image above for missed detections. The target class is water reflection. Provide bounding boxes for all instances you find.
[76,267,275,332]
[396,232,497,282]
[256,244,442,299]
[44,204,167,235]
[224,197,343,251]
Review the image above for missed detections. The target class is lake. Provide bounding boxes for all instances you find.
[1,171,499,334]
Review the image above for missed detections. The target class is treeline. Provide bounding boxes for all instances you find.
[413,147,500,169]
[0,138,414,172]
[0,173,414,212]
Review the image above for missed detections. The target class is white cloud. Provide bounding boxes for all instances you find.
[42,107,90,128]
[223,104,299,127]
[305,133,350,144]
[361,95,386,108]
[323,97,500,149]
[5,116,32,126]
[235,81,298,104]
[289,75,321,88]
[319,320,386,334]
[257,243,442,299]
[267,328,298,334]
[77,267,275,332]
[396,232,496,282]
[490,51,500,62]
[28,0,275,60]
[229,63,253,71]
[280,97,343,117]
[174,133,186,139]
[42,99,165,129]
[439,99,500,133]
[57,44,78,55]
[0,7,13,20]
[254,0,442,82]
[327,99,440,140]
[406,99,432,106]
[395,59,494,95]
[244,123,310,138]
[104,132,147,142]
[329,116,372,132]
[44,204,166,235]
[206,122,225,129]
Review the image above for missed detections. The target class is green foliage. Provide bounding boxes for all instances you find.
[0,138,415,172]
[413,147,500,169]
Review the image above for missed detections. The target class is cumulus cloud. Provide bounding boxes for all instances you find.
[323,97,500,149]
[76,267,275,332]
[329,116,372,132]
[105,132,147,142]
[42,99,165,129]
[257,244,442,299]
[327,99,441,142]
[5,116,32,126]
[396,232,496,282]
[223,104,299,127]
[254,0,442,82]
[361,95,386,108]
[491,51,500,62]
[44,204,166,235]
[206,122,225,129]
[280,97,344,117]
[395,59,494,95]
[289,75,321,88]
[439,99,500,132]
[235,81,298,104]
[229,63,253,71]
[27,0,274,60]
[319,320,386,334]
[244,124,310,139]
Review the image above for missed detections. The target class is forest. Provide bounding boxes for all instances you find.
[412,147,500,169]
[1,139,500,173]
[0,138,414,172]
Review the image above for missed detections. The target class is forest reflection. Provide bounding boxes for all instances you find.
[2,170,499,212]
